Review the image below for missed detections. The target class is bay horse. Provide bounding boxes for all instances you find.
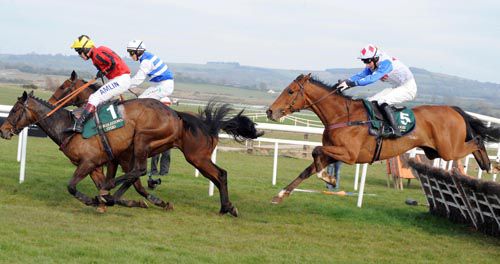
[47,71,153,211]
[266,73,500,204]
[1,91,263,216]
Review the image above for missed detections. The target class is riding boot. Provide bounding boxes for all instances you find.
[65,104,95,133]
[381,104,401,137]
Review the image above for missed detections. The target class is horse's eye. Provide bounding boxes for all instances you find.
[288,89,294,95]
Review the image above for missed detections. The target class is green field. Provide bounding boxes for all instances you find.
[1,84,499,263]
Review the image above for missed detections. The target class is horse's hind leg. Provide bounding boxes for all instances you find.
[472,143,491,172]
[272,163,317,204]
[112,178,173,210]
[191,157,237,217]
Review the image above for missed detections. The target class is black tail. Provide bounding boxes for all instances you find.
[220,109,264,142]
[176,100,264,142]
[452,106,500,143]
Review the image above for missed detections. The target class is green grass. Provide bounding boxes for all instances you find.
[1,84,499,263]
[1,136,499,263]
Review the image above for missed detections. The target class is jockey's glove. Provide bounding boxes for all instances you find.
[337,79,356,92]
[96,71,106,79]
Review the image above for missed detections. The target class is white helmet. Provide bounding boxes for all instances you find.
[127,40,146,52]
[358,44,378,59]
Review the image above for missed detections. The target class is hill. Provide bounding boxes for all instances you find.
[0,53,499,116]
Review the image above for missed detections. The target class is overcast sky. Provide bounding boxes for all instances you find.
[1,0,499,83]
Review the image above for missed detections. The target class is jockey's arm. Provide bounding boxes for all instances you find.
[349,67,370,83]
[130,59,153,88]
[95,50,116,75]
[353,60,393,86]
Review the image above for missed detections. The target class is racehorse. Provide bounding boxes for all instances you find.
[47,71,153,211]
[266,73,500,204]
[1,91,263,216]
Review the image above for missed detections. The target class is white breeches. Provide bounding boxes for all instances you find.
[88,74,131,107]
[368,78,417,105]
[138,79,174,101]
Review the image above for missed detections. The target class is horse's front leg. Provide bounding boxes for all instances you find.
[312,144,361,186]
[68,162,98,207]
[272,162,317,204]
[88,167,109,212]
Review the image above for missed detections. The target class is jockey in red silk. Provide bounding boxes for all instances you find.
[66,35,131,133]
[337,44,418,136]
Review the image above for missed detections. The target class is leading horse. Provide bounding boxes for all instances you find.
[266,73,500,204]
[1,91,263,216]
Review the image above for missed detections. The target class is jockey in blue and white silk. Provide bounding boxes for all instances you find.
[348,44,417,105]
[127,40,174,101]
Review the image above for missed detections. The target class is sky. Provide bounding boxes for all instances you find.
[1,0,500,83]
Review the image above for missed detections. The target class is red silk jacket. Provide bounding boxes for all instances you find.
[89,46,130,79]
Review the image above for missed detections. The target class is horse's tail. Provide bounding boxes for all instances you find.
[199,100,263,142]
[220,109,264,142]
[176,100,264,142]
[452,106,500,143]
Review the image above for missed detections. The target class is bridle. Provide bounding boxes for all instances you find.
[5,99,32,135]
[51,79,90,107]
[286,79,340,113]
[51,79,77,102]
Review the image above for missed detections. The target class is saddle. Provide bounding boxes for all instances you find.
[362,100,415,139]
[72,100,125,139]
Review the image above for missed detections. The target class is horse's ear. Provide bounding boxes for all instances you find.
[295,74,304,81]
[29,90,34,96]
[306,73,312,78]
[22,91,28,101]
[71,70,77,81]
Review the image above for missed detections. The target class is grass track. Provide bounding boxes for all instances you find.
[0,135,499,263]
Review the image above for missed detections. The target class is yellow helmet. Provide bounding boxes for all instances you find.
[70,35,95,49]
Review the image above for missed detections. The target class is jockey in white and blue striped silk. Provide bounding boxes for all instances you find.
[337,44,418,136]
[127,40,174,102]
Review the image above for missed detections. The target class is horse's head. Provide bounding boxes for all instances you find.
[0,91,37,139]
[266,73,315,121]
[48,70,93,107]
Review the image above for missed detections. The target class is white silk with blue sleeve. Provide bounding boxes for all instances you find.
[130,51,174,101]
[348,51,417,105]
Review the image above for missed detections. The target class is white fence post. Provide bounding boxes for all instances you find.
[354,164,360,191]
[208,146,217,196]
[272,142,279,185]
[357,164,368,208]
[19,127,28,183]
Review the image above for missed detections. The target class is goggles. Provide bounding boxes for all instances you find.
[361,58,373,64]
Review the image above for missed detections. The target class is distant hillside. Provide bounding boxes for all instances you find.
[0,53,499,116]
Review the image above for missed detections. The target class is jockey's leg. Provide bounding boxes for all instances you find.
[65,103,95,133]
[381,103,401,137]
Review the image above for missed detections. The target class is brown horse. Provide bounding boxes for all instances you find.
[47,71,153,211]
[1,91,263,216]
[266,73,500,204]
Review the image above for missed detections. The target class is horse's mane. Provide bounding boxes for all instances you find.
[307,75,355,100]
[28,93,56,109]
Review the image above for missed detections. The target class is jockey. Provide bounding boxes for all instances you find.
[66,35,131,133]
[127,40,174,189]
[126,40,174,102]
[337,44,417,137]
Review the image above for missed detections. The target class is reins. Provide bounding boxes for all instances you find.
[47,78,96,117]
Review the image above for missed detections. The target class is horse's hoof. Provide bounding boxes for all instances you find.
[271,196,283,204]
[229,207,239,217]
[96,205,107,213]
[139,200,149,208]
[164,202,174,211]
[99,194,115,206]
